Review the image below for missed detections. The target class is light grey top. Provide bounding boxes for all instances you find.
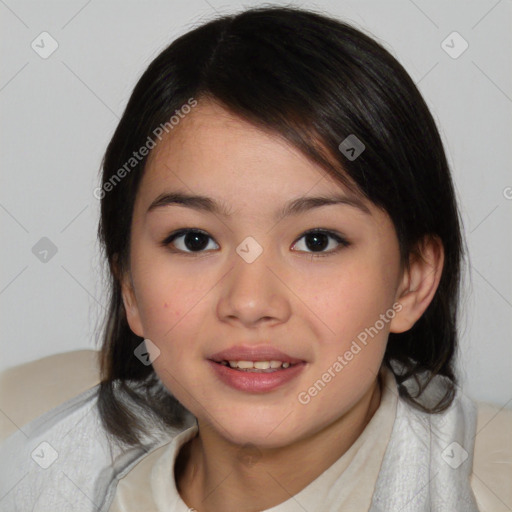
[0,369,479,511]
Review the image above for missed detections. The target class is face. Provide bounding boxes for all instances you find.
[122,100,405,449]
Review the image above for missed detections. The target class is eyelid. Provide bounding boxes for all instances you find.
[161,228,210,246]
[293,228,349,246]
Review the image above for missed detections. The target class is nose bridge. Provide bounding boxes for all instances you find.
[217,235,290,325]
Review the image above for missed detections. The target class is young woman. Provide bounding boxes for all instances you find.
[1,6,510,512]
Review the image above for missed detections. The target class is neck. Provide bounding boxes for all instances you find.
[176,375,382,512]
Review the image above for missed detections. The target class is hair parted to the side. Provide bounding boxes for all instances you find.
[97,5,464,446]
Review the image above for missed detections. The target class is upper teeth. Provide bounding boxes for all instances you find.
[226,360,290,369]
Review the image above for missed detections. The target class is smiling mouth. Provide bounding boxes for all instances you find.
[215,360,300,373]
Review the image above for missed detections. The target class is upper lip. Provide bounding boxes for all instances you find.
[209,345,305,364]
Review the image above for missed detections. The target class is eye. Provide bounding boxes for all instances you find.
[161,228,350,257]
[162,229,219,253]
[291,229,350,258]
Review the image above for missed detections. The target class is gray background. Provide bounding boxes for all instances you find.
[1,0,511,407]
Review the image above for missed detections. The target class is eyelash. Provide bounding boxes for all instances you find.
[161,228,350,258]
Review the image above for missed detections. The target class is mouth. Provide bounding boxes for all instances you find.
[207,358,306,393]
[209,344,306,366]
[212,359,300,373]
[207,345,307,392]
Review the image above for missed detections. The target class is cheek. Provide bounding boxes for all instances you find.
[130,257,194,341]
[308,260,397,344]
[301,259,397,412]
[133,267,211,406]
[295,264,394,417]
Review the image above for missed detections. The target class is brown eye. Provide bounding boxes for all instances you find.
[163,229,219,253]
[292,229,349,258]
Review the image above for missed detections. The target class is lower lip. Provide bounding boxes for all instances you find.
[207,360,306,393]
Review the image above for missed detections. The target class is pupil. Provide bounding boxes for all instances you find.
[306,233,328,251]
[185,232,209,251]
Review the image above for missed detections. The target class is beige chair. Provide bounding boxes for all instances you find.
[0,350,101,443]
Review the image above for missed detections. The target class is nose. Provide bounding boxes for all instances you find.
[216,246,291,328]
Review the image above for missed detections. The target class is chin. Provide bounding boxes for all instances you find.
[214,415,303,450]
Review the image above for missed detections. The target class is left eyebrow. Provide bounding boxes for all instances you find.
[146,191,371,220]
[277,193,371,219]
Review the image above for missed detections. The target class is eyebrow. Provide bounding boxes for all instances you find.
[146,190,371,220]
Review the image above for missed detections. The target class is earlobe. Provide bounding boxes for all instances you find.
[119,269,145,338]
[390,236,444,334]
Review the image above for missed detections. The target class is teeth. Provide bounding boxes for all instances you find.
[254,361,270,369]
[226,360,292,370]
[233,360,254,369]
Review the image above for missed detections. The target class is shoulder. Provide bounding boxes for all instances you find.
[0,350,101,442]
[108,424,198,511]
[108,442,171,511]
[472,401,512,512]
[0,351,150,511]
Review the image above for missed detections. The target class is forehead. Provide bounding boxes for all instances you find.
[146,101,320,181]
[137,100,375,220]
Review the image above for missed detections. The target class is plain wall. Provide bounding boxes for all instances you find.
[1,0,511,407]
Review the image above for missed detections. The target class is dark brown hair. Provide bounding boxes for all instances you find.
[97,5,463,446]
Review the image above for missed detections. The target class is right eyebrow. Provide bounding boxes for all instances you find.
[147,191,233,217]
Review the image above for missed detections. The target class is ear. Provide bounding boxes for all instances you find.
[390,235,444,334]
[115,256,144,338]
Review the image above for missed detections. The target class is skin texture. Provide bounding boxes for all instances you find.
[121,99,444,511]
